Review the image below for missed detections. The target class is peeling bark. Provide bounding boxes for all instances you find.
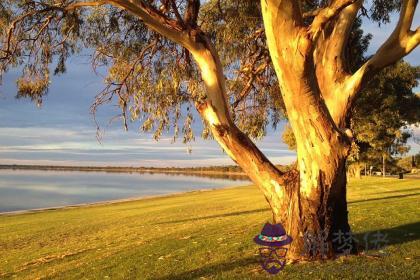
[189,35,288,215]
[261,0,354,259]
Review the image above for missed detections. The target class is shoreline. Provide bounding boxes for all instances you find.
[0,183,253,216]
[0,164,247,176]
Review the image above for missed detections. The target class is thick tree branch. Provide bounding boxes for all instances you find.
[345,0,419,108]
[169,0,186,28]
[188,35,288,201]
[313,1,363,127]
[63,1,193,47]
[65,1,106,10]
[262,0,303,26]
[309,0,358,41]
[261,0,310,73]
[327,0,362,71]
[107,1,194,47]
[184,0,200,27]
[1,1,191,59]
[303,8,322,18]
[71,1,287,192]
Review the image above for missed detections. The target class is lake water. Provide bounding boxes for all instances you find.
[0,169,250,213]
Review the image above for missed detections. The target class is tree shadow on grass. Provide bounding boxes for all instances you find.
[154,256,259,280]
[380,188,420,194]
[354,221,420,248]
[155,193,420,225]
[152,223,418,280]
[348,192,420,204]
[154,208,269,225]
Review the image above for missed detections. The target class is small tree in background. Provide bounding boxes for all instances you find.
[348,61,420,178]
[397,152,420,172]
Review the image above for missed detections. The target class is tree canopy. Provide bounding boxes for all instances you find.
[349,61,420,166]
[0,0,416,141]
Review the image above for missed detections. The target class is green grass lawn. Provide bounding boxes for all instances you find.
[0,177,419,279]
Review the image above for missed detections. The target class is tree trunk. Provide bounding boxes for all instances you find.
[178,0,364,261]
[348,163,363,179]
[259,0,354,259]
[189,33,354,259]
[189,35,288,216]
[383,154,386,178]
[354,165,362,179]
[267,123,353,259]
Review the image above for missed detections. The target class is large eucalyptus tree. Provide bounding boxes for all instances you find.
[1,0,419,259]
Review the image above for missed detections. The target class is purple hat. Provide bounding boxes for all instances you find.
[254,222,293,247]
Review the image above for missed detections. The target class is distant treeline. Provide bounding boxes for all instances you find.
[0,164,245,173]
[0,164,292,177]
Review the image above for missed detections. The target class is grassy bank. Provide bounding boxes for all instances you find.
[0,177,419,279]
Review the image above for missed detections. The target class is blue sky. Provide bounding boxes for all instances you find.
[0,11,419,167]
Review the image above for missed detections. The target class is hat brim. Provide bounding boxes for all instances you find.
[253,235,293,247]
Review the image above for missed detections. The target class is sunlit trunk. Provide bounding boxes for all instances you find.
[189,37,288,216]
[267,99,353,258]
[355,165,362,179]
[260,0,354,259]
[348,163,363,179]
[190,36,355,259]
[186,0,370,260]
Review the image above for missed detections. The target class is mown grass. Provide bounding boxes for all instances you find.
[0,177,419,279]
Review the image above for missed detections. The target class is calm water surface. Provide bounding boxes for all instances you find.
[0,170,250,213]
